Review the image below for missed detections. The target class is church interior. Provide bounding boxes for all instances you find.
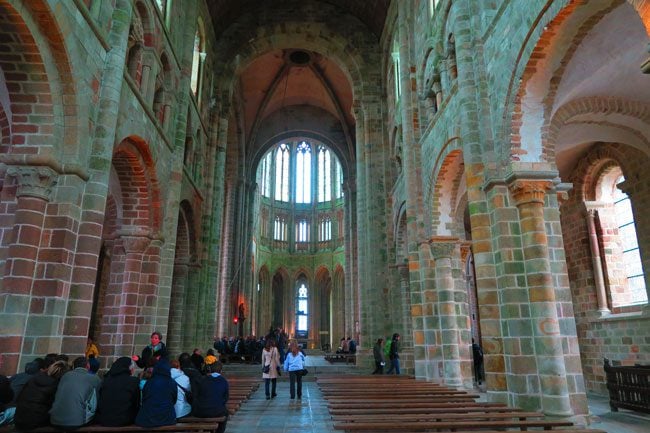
[1,0,649,422]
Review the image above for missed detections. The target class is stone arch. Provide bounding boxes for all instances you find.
[271,266,290,330]
[112,136,162,233]
[167,200,196,353]
[212,1,380,119]
[428,138,463,236]
[0,0,77,158]
[314,265,332,348]
[503,0,649,165]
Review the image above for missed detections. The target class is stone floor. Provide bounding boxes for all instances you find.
[225,356,650,433]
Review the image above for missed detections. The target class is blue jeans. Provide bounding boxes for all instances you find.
[386,357,400,374]
[289,371,303,398]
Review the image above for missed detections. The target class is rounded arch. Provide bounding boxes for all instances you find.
[503,1,649,166]
[0,0,78,158]
[112,136,162,233]
[431,148,465,237]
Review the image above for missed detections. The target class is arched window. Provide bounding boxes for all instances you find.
[296,219,309,242]
[319,217,331,241]
[296,141,311,203]
[392,38,401,102]
[318,146,331,202]
[190,20,205,98]
[335,160,343,199]
[296,281,309,337]
[275,143,290,202]
[274,216,287,241]
[260,152,272,198]
[596,168,647,307]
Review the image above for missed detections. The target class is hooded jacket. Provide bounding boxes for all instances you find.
[135,358,177,427]
[171,367,191,418]
[49,367,102,428]
[193,372,229,418]
[96,357,140,426]
[14,372,60,430]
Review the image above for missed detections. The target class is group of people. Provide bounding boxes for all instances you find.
[0,332,230,433]
[335,337,357,354]
[260,338,307,401]
[371,333,401,375]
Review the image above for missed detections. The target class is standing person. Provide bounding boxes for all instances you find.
[386,333,401,375]
[372,338,385,375]
[50,356,102,429]
[193,362,229,433]
[14,360,69,431]
[133,331,168,368]
[261,339,280,400]
[471,338,484,385]
[96,357,140,427]
[283,341,306,400]
[135,358,177,428]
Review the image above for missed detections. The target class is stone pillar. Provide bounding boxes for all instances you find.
[168,260,189,354]
[508,179,573,416]
[430,236,472,388]
[584,207,610,317]
[0,166,58,374]
[98,234,152,359]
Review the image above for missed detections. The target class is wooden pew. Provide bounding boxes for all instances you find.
[332,419,575,431]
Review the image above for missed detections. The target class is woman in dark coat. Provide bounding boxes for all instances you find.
[135,358,177,428]
[133,331,168,368]
[96,357,140,426]
[14,360,68,431]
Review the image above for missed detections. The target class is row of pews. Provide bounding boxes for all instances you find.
[317,375,605,433]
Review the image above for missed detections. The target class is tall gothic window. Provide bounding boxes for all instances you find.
[296,281,308,336]
[296,220,309,242]
[296,142,311,203]
[335,160,343,199]
[260,152,272,198]
[392,38,401,102]
[319,217,331,241]
[274,216,287,241]
[318,146,331,202]
[275,143,290,202]
[190,20,205,97]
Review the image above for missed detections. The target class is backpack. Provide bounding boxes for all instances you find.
[384,339,392,358]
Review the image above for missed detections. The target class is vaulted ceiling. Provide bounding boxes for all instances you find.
[206,0,391,40]
[206,0,391,168]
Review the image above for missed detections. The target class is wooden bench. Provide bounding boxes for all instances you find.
[332,419,575,431]
[324,354,356,364]
[604,357,650,414]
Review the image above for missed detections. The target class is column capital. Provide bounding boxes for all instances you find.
[508,179,553,206]
[429,236,459,259]
[460,241,472,263]
[6,165,58,200]
[120,235,152,254]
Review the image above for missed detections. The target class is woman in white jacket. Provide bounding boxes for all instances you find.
[262,339,281,399]
[170,359,192,418]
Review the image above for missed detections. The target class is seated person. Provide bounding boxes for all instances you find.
[135,358,177,428]
[0,375,14,426]
[348,338,357,354]
[9,358,44,405]
[193,361,229,433]
[14,360,69,431]
[50,356,102,429]
[96,357,140,426]
[170,359,192,419]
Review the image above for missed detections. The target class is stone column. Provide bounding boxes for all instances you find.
[0,166,57,374]
[430,236,472,388]
[167,259,189,354]
[183,260,201,348]
[508,179,572,416]
[584,206,610,317]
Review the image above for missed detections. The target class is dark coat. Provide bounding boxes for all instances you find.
[193,374,229,418]
[190,353,203,371]
[389,339,399,360]
[14,372,60,430]
[135,358,177,427]
[136,342,168,368]
[96,357,140,426]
